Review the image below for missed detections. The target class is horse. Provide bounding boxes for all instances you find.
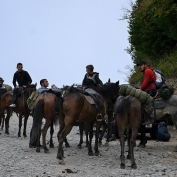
[29,92,70,153]
[56,81,120,161]
[139,94,177,147]
[0,84,12,130]
[0,84,37,137]
[62,83,115,149]
[114,96,141,169]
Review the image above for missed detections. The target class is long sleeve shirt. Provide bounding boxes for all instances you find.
[13,70,32,87]
[140,67,156,91]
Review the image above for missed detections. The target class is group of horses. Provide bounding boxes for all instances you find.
[1,81,177,169]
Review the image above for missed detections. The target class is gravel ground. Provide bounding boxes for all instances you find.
[0,115,177,177]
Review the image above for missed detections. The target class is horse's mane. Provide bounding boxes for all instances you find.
[115,97,131,115]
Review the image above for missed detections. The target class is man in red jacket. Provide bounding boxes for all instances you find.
[137,60,157,148]
[137,60,157,97]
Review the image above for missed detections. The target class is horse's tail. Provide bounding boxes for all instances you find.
[53,96,63,125]
[115,97,131,116]
[30,99,44,145]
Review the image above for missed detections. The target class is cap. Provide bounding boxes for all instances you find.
[0,77,4,82]
[136,60,147,66]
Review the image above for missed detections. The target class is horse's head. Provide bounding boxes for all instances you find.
[100,80,120,102]
[24,83,37,97]
[62,84,75,96]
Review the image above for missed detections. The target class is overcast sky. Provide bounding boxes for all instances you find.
[0,0,134,88]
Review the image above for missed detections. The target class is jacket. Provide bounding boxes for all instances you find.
[82,72,103,88]
[140,67,156,91]
[13,70,32,87]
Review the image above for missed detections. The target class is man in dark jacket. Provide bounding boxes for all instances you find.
[0,77,7,97]
[82,64,103,89]
[10,63,32,107]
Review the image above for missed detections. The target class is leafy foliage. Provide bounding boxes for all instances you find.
[127,0,177,83]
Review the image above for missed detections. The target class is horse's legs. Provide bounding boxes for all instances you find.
[94,121,102,156]
[78,122,84,149]
[5,108,11,134]
[49,123,54,148]
[130,129,138,169]
[1,114,5,130]
[85,123,89,147]
[88,123,94,156]
[127,129,131,159]
[23,115,29,137]
[18,113,23,137]
[41,119,51,153]
[119,128,126,169]
[99,122,106,144]
[36,128,42,153]
[57,123,73,160]
[139,125,147,147]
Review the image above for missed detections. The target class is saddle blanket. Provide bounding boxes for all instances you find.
[83,95,95,105]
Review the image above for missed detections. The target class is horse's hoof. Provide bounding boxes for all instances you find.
[131,163,137,169]
[18,134,21,137]
[44,149,50,153]
[50,144,54,148]
[59,159,65,165]
[120,163,125,169]
[56,155,63,160]
[65,143,70,148]
[127,155,131,159]
[77,144,82,149]
[36,148,40,153]
[23,134,27,138]
[29,144,36,148]
[95,151,100,156]
[88,151,94,156]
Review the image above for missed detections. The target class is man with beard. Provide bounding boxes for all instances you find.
[0,78,7,97]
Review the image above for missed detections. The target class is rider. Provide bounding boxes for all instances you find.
[82,64,103,90]
[136,60,157,148]
[0,77,7,97]
[38,79,61,95]
[10,63,32,107]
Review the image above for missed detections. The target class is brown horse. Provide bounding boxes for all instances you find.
[0,84,37,137]
[57,81,120,161]
[29,92,70,153]
[114,96,141,169]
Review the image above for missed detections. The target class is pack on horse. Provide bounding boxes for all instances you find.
[29,91,70,153]
[56,81,120,161]
[0,84,37,137]
[114,96,141,169]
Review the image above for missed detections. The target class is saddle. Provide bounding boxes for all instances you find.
[64,86,104,109]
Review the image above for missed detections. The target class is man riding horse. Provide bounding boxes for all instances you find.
[10,63,32,107]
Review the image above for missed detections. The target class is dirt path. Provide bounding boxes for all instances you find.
[0,115,177,177]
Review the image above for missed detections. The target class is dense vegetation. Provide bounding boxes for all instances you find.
[126,0,177,83]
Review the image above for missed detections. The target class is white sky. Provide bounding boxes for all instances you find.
[0,0,134,88]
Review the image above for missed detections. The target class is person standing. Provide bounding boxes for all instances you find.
[10,63,32,107]
[136,60,157,148]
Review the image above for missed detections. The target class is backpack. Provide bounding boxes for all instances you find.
[153,69,165,89]
[156,122,171,141]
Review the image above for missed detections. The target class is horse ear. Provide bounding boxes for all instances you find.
[71,84,74,88]
[116,81,119,85]
[108,78,111,83]
[35,82,37,86]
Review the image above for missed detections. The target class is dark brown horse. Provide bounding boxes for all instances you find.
[0,84,37,137]
[114,96,141,169]
[29,92,70,153]
[57,81,120,161]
